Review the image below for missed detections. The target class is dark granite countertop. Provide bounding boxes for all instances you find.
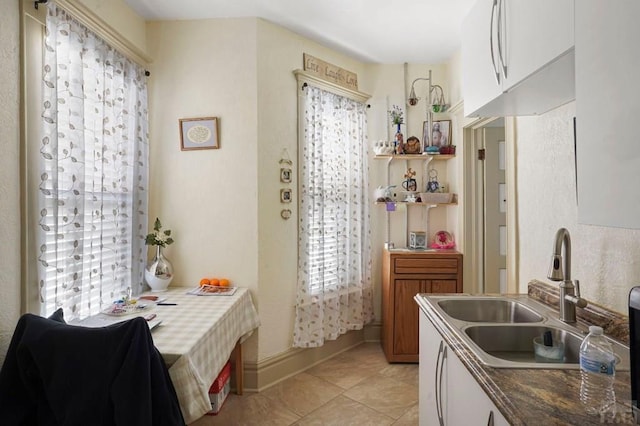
[417,281,633,425]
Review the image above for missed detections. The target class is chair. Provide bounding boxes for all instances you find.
[0,312,185,426]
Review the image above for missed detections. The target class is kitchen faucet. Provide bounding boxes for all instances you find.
[547,228,588,323]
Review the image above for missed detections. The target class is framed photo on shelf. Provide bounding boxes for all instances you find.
[280,168,292,183]
[423,120,453,147]
[180,117,219,151]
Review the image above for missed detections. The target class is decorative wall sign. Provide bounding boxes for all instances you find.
[303,53,358,91]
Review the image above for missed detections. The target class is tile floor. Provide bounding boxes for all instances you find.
[191,342,419,426]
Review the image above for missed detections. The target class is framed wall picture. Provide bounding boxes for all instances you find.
[180,117,219,150]
[280,189,292,203]
[280,168,292,183]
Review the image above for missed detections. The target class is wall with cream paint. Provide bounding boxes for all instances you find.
[255,19,370,358]
[77,0,147,54]
[516,102,640,314]
[144,18,459,361]
[0,0,21,365]
[13,1,633,374]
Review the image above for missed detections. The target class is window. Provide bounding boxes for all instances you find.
[32,3,149,321]
[293,72,374,348]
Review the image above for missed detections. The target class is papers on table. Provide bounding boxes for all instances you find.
[70,313,162,330]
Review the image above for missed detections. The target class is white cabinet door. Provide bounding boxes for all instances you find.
[419,309,509,426]
[462,0,502,116]
[419,313,444,426]
[503,0,574,91]
[576,0,640,229]
[446,350,509,426]
[462,0,575,117]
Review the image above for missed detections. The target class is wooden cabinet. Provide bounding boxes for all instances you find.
[419,311,509,426]
[462,0,575,117]
[382,249,462,363]
[575,0,640,229]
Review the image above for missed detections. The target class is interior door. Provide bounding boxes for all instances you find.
[482,126,506,293]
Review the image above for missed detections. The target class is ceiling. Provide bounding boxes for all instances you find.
[122,0,476,64]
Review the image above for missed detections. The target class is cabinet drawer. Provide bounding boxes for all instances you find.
[394,258,458,274]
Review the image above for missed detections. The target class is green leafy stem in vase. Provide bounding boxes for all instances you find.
[388,105,404,126]
[145,218,174,247]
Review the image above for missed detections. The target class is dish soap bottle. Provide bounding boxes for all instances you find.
[579,325,616,420]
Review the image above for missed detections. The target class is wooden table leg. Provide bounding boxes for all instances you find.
[233,340,243,395]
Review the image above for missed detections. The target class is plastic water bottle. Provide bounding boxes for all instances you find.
[579,325,616,419]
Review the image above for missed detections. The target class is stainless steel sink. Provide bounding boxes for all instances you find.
[465,325,582,364]
[463,324,629,370]
[416,294,631,370]
[437,299,543,323]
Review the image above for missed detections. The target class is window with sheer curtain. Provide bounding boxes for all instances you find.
[293,81,374,348]
[37,3,149,321]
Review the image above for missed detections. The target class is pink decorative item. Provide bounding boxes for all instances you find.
[431,230,456,249]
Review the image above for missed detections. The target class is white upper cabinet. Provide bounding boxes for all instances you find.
[576,1,640,229]
[462,0,575,117]
[461,0,502,118]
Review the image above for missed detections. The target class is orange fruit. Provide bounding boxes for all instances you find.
[199,278,210,286]
[209,278,220,286]
[219,278,230,287]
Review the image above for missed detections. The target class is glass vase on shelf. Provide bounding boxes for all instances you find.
[388,105,405,155]
[395,123,404,155]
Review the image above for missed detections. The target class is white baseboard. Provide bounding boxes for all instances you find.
[241,322,382,392]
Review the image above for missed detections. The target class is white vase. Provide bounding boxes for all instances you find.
[144,245,174,292]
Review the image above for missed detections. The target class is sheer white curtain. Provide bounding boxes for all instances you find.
[293,84,374,348]
[38,3,149,321]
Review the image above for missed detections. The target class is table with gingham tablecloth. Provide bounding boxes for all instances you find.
[148,287,260,424]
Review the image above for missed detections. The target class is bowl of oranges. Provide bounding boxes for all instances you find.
[196,277,234,294]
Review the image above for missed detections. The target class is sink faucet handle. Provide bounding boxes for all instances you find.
[567,279,588,309]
